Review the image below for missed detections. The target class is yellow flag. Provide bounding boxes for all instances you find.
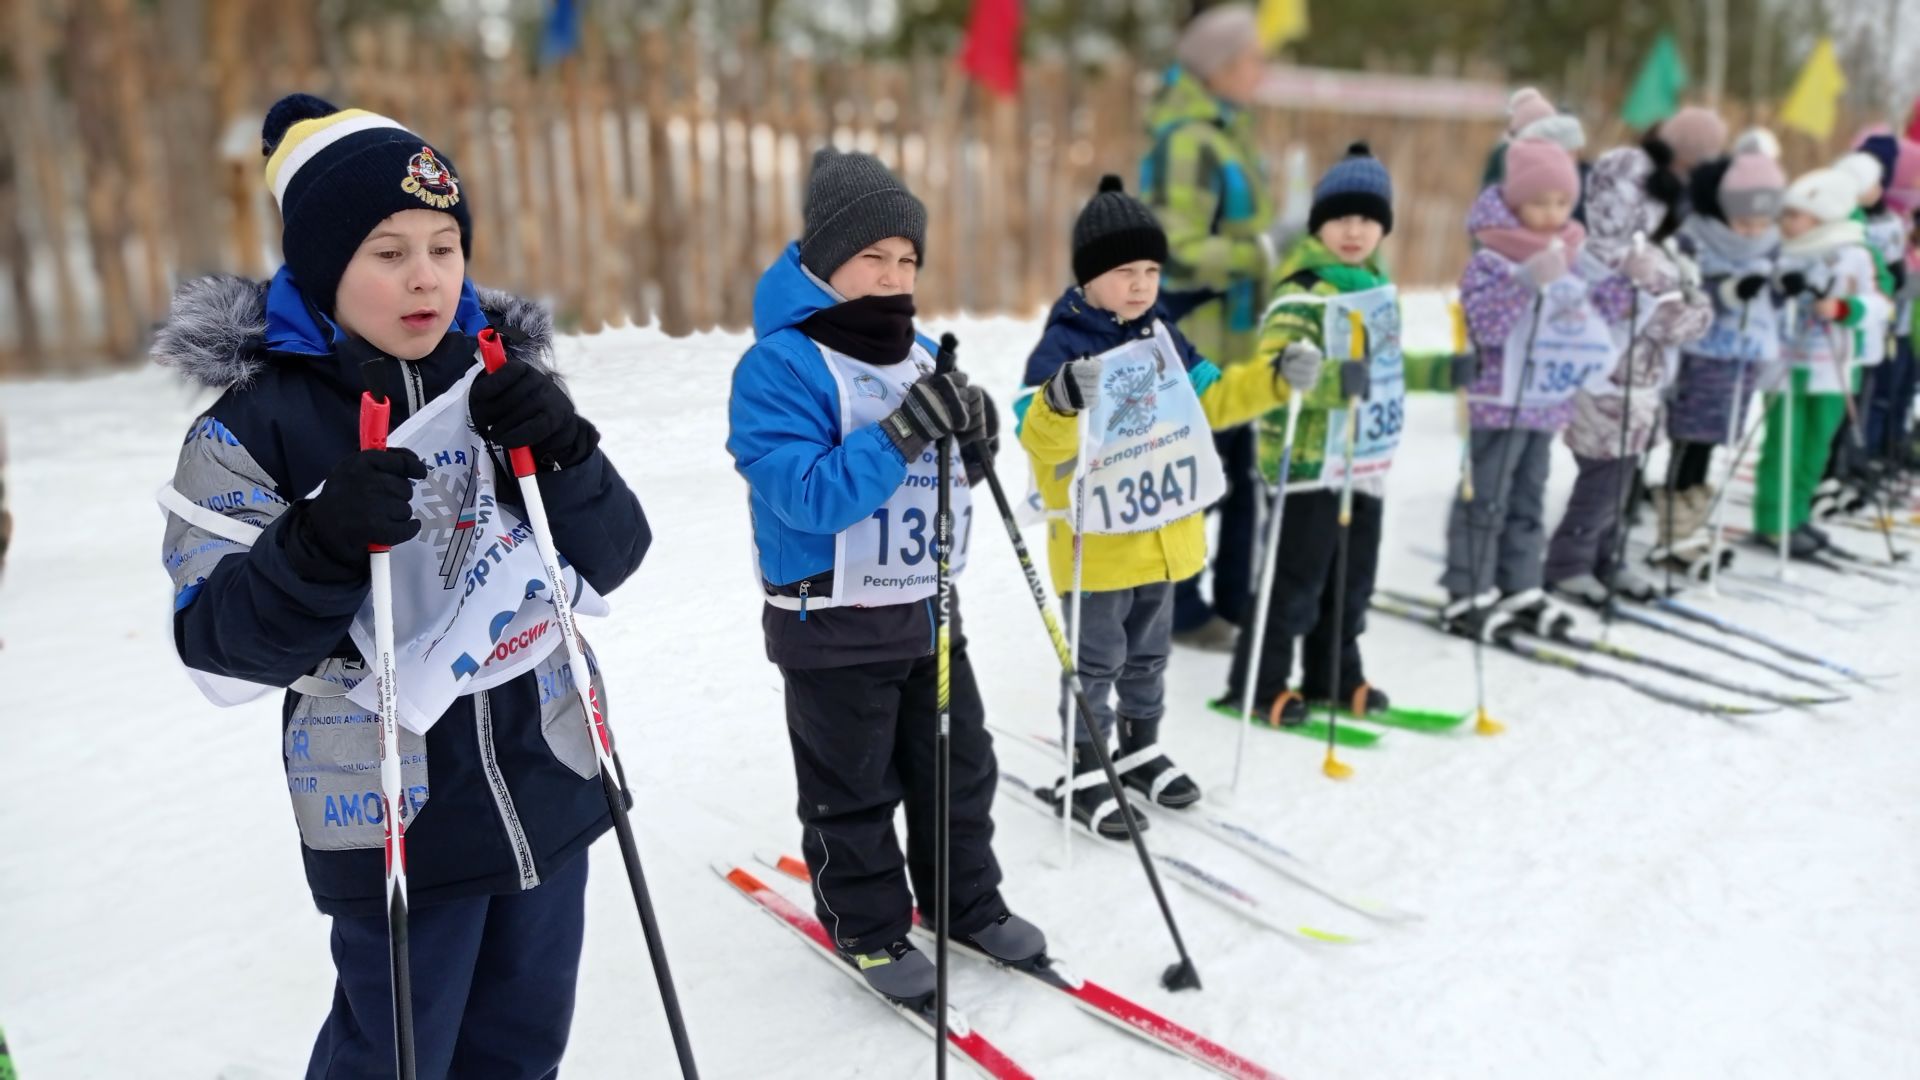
[1258,0,1308,48]
[1779,38,1847,140]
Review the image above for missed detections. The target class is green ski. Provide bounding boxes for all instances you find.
[1206,698,1382,748]
[1311,703,1469,734]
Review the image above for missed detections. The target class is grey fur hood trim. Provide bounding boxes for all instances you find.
[150,274,555,390]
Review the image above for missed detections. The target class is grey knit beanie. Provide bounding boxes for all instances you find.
[799,147,928,281]
[1175,4,1261,80]
[1072,175,1169,285]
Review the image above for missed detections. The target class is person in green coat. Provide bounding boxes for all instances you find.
[1139,3,1273,648]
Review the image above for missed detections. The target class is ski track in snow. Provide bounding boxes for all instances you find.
[2,299,1917,1079]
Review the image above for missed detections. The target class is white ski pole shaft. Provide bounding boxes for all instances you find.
[1229,394,1301,798]
[357,388,417,1080]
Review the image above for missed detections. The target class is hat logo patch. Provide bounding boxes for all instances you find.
[402,146,461,209]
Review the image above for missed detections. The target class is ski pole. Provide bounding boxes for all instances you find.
[1705,350,1752,592]
[1452,302,1502,736]
[967,343,1202,994]
[1227,393,1301,798]
[1062,410,1086,868]
[1777,310,1795,581]
[1320,311,1366,781]
[476,329,699,1080]
[1826,325,1904,564]
[1601,242,1645,635]
[356,365,417,1080]
[932,337,956,1080]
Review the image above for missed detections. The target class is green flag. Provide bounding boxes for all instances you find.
[1621,31,1690,129]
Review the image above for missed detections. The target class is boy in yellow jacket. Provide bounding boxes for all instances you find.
[1017,176,1323,835]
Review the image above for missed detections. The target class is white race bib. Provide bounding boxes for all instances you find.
[1075,323,1227,535]
[822,342,973,607]
[1295,284,1404,492]
[1693,294,1781,364]
[344,364,607,734]
[1471,272,1618,412]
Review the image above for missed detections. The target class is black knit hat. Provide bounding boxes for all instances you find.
[799,147,928,280]
[1308,143,1394,236]
[261,93,473,314]
[1072,175,1170,285]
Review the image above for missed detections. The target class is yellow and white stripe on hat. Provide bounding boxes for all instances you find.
[263,108,410,208]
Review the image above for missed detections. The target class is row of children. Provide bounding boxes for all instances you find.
[1439,101,1912,643]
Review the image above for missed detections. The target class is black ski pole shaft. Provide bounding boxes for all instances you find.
[603,761,699,1077]
[932,335,957,1079]
[1322,393,1360,781]
[974,435,1202,993]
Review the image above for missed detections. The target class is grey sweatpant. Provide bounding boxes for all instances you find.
[1059,581,1173,750]
[1544,453,1637,584]
[1441,427,1556,598]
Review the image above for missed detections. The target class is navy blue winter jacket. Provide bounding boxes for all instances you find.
[156,270,649,917]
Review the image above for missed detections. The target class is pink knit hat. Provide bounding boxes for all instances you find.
[1502,138,1581,208]
[1718,151,1787,219]
[1887,137,1920,218]
[1659,107,1730,166]
[1508,87,1556,135]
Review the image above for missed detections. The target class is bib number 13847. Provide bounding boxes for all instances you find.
[1087,455,1199,531]
[869,505,974,566]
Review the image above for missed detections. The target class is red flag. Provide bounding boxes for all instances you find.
[959,0,1022,98]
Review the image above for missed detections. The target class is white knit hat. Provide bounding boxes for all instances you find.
[1784,168,1861,224]
[1834,151,1885,197]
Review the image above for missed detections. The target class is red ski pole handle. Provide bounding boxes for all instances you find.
[477,327,539,479]
[359,390,394,553]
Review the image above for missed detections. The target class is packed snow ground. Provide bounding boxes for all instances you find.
[3,296,1918,1080]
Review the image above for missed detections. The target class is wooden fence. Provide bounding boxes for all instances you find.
[0,3,1870,375]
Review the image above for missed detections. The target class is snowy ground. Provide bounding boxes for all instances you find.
[3,297,1918,1080]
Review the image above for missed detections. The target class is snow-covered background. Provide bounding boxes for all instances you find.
[2,297,1917,1079]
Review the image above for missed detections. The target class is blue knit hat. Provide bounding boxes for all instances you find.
[1309,142,1394,236]
[261,93,473,314]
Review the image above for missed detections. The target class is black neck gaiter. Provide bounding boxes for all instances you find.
[799,293,918,365]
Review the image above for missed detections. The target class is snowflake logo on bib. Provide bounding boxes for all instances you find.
[853,373,889,400]
[1545,284,1590,337]
[1104,366,1158,438]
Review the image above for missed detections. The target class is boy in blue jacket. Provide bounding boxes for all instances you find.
[156,95,649,1077]
[727,149,1044,1007]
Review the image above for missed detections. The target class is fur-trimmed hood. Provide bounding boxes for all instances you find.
[151,272,554,390]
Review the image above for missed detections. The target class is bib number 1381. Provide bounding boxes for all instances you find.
[1088,455,1198,530]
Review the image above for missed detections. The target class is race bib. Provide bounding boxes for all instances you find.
[822,341,973,607]
[1692,294,1781,364]
[1305,285,1404,491]
[1075,324,1227,534]
[1471,273,1617,412]
[343,364,607,734]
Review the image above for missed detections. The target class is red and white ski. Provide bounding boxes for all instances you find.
[715,863,1035,1080]
[757,852,1284,1080]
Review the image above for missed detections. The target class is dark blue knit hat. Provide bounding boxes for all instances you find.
[1309,142,1394,236]
[1860,134,1900,203]
[261,93,473,314]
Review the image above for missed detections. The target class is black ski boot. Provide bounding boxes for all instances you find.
[1496,587,1577,639]
[842,938,936,1006]
[1116,714,1202,809]
[1439,589,1512,641]
[960,910,1048,971]
[1057,743,1147,840]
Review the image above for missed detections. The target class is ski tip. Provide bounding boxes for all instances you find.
[755,851,812,883]
[715,862,770,893]
[1297,926,1366,945]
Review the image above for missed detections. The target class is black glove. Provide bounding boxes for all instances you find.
[469,361,600,471]
[881,370,980,460]
[1778,271,1809,298]
[960,389,1001,484]
[284,449,427,584]
[1338,360,1371,401]
[1449,351,1481,389]
[1734,274,1769,301]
